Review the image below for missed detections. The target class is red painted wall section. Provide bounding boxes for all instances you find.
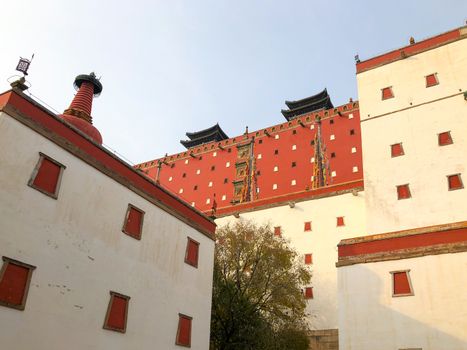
[138,103,363,214]
[0,263,29,306]
[33,158,61,194]
[107,295,127,330]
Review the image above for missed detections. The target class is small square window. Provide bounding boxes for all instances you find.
[206,198,210,204]
[222,195,226,201]
[304,254,313,265]
[103,291,130,333]
[171,163,175,168]
[273,166,278,172]
[211,165,215,171]
[382,87,394,100]
[272,184,278,190]
[397,184,411,200]
[331,171,337,177]
[391,270,414,297]
[291,179,296,186]
[274,149,279,155]
[122,204,145,240]
[310,140,315,146]
[258,139,263,144]
[227,148,232,153]
[330,119,334,125]
[391,143,404,157]
[28,153,66,199]
[274,226,281,237]
[291,162,296,167]
[224,178,228,184]
[425,73,438,87]
[185,159,189,164]
[447,174,463,191]
[179,188,184,194]
[348,113,354,119]
[169,176,173,182]
[292,130,297,135]
[182,173,186,178]
[185,237,199,268]
[330,134,335,140]
[257,154,262,159]
[275,134,280,140]
[292,144,297,150]
[351,147,357,153]
[213,151,217,157]
[176,314,192,347]
[352,166,359,173]
[304,221,312,232]
[208,181,213,187]
[194,185,198,191]
[438,131,453,146]
[331,152,336,158]
[226,162,230,167]
[350,129,355,135]
[0,257,36,310]
[196,169,201,175]
[304,287,313,299]
[337,217,345,227]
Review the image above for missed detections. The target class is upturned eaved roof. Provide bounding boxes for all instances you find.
[181,123,229,149]
[281,88,333,121]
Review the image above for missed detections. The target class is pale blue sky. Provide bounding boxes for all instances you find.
[1,1,466,163]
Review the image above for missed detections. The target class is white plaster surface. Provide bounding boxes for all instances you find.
[0,113,214,350]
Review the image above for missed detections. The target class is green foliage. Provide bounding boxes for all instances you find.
[210,220,311,350]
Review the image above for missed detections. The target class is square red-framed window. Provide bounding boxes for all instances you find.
[304,287,313,299]
[438,131,453,146]
[103,291,130,333]
[185,237,200,268]
[336,217,345,227]
[391,143,404,157]
[28,152,66,199]
[397,184,411,200]
[304,254,313,265]
[122,204,145,240]
[381,87,394,100]
[304,221,312,232]
[274,226,282,237]
[391,270,413,297]
[447,174,463,191]
[0,257,36,310]
[425,73,438,87]
[176,313,192,347]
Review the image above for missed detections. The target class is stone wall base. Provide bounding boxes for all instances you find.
[308,329,338,350]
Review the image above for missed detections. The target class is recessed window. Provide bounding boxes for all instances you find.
[226,162,230,167]
[185,237,199,268]
[224,178,228,184]
[292,144,297,150]
[331,152,336,158]
[176,314,192,347]
[304,221,312,231]
[199,156,203,160]
[257,170,261,176]
[211,165,215,171]
[438,131,453,146]
[352,166,359,173]
[310,140,315,146]
[447,174,463,190]
[169,176,173,182]
[0,257,36,310]
[227,148,232,153]
[185,159,189,164]
[331,171,337,177]
[310,157,315,163]
[391,270,414,297]
[273,166,278,172]
[257,154,262,159]
[330,134,335,140]
[382,86,394,100]
[28,153,66,199]
[351,147,357,153]
[206,198,210,205]
[171,163,175,168]
[221,195,226,201]
[350,129,355,135]
[274,226,281,237]
[182,173,186,178]
[304,254,313,265]
[122,204,145,240]
[291,162,296,167]
[213,151,217,157]
[337,217,345,227]
[208,181,213,187]
[275,134,280,140]
[193,185,198,191]
[258,139,263,144]
[272,184,278,190]
[274,149,279,155]
[103,291,130,333]
[330,119,334,125]
[425,73,438,87]
[304,287,313,299]
[391,143,404,157]
[292,130,297,135]
[291,179,296,186]
[397,184,411,200]
[348,113,354,119]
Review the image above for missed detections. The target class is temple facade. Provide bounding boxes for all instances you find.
[138,25,467,350]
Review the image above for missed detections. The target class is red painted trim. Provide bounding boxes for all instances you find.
[356,27,463,73]
[0,90,216,237]
[338,227,467,258]
[212,180,363,216]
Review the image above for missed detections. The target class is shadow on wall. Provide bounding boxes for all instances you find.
[339,263,467,350]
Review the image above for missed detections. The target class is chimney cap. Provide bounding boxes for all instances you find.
[73,72,103,96]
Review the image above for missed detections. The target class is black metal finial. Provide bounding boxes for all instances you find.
[73,72,103,96]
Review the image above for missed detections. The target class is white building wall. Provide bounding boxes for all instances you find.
[338,253,467,350]
[0,112,214,350]
[358,35,467,234]
[216,191,366,330]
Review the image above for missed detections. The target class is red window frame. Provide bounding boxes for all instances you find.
[425,73,439,87]
[0,257,36,310]
[438,131,453,146]
[176,313,192,347]
[391,143,404,157]
[185,237,200,268]
[304,221,312,232]
[336,217,345,227]
[397,184,411,200]
[274,226,282,237]
[122,204,145,240]
[304,254,313,265]
[391,270,414,297]
[28,152,66,199]
[447,174,463,191]
[381,87,394,100]
[304,287,313,299]
[103,291,130,333]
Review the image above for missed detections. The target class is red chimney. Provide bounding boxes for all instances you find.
[61,73,103,144]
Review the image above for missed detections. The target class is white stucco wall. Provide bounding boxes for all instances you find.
[338,252,467,350]
[216,191,366,330]
[357,35,467,234]
[0,112,214,350]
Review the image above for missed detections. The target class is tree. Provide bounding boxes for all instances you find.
[210,220,311,350]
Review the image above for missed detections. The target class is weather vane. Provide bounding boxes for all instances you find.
[16,54,34,76]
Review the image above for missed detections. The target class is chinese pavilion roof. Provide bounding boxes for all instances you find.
[281,88,334,121]
[180,123,229,149]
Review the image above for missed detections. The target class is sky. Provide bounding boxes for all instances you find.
[1,1,466,164]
